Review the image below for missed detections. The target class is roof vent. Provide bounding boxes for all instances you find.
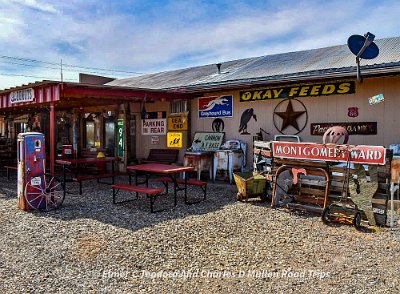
[216,63,222,74]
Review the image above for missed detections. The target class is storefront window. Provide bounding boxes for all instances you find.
[105,121,115,156]
[85,120,95,148]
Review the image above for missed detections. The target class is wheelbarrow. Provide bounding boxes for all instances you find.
[233,172,270,202]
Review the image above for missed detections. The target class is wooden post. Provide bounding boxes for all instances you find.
[50,102,55,176]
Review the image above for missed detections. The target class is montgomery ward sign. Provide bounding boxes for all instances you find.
[240,81,355,102]
[272,142,386,165]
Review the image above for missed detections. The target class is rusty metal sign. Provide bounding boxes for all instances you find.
[311,122,377,136]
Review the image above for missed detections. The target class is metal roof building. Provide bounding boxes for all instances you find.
[107,36,400,92]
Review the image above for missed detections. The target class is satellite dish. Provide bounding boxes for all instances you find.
[347,32,379,83]
[347,34,379,59]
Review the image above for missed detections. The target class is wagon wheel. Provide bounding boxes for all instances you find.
[321,207,331,224]
[25,175,64,211]
[353,212,362,230]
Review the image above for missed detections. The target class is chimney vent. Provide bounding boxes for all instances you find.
[216,63,222,74]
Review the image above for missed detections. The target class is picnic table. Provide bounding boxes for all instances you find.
[56,157,119,196]
[112,163,207,212]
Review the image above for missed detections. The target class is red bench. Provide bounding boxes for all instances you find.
[73,173,115,195]
[157,177,207,204]
[112,184,164,213]
[4,165,17,180]
[139,149,179,165]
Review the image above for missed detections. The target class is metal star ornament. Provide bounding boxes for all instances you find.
[275,99,306,132]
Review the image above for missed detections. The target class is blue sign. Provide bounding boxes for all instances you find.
[198,95,233,118]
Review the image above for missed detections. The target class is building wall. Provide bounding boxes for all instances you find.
[131,101,190,163]
[190,75,400,166]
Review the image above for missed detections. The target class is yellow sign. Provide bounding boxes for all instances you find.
[168,116,188,131]
[167,132,182,148]
[240,81,355,102]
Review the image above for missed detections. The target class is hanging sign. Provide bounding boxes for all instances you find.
[142,118,166,135]
[198,95,233,118]
[272,142,386,165]
[117,119,124,157]
[240,81,355,102]
[311,122,377,136]
[368,93,384,105]
[9,88,35,104]
[167,132,183,148]
[190,132,224,151]
[168,115,188,131]
[347,107,359,117]
[151,136,159,145]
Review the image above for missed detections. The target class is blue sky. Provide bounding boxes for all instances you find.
[0,0,399,90]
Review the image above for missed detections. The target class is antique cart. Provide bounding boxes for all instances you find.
[233,172,269,202]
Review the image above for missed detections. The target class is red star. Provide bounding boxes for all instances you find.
[275,99,306,132]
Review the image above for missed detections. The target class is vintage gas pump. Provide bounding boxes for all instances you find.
[17,132,46,211]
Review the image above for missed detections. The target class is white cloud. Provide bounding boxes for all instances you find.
[10,0,59,14]
[0,0,399,89]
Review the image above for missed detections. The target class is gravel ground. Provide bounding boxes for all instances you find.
[0,174,399,293]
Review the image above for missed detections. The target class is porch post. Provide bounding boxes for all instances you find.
[50,102,55,176]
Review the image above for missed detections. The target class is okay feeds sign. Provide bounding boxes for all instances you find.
[272,142,386,165]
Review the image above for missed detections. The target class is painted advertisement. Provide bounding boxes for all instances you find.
[272,142,386,165]
[198,95,233,118]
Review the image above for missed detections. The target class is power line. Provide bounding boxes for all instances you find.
[0,54,144,75]
[0,59,135,77]
[0,72,77,82]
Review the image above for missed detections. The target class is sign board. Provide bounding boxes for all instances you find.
[10,88,35,104]
[198,95,233,118]
[168,116,188,131]
[151,136,159,145]
[117,118,124,157]
[272,142,386,165]
[310,122,377,136]
[167,132,183,148]
[240,81,355,102]
[368,93,384,105]
[142,118,166,135]
[190,132,224,151]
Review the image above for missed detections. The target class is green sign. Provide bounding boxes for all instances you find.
[117,118,124,157]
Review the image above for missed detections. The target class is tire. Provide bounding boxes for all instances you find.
[321,207,331,224]
[236,192,243,201]
[353,212,362,230]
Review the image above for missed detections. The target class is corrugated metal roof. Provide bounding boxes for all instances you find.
[107,36,400,91]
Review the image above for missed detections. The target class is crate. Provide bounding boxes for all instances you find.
[233,172,267,201]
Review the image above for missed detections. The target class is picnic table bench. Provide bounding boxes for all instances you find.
[139,149,179,165]
[157,177,207,204]
[112,184,164,213]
